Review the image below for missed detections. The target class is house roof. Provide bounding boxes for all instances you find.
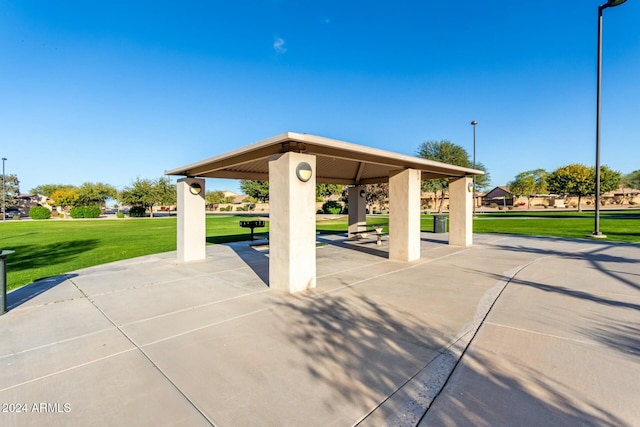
[484,186,513,199]
[165,132,483,185]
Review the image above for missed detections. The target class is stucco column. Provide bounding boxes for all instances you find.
[268,152,317,293]
[449,176,473,246]
[177,177,206,262]
[348,185,367,238]
[389,169,421,262]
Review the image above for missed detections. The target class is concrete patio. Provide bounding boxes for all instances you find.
[1,233,639,426]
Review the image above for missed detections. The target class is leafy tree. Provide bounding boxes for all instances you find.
[547,164,591,211]
[473,162,491,191]
[205,190,234,209]
[316,184,344,199]
[30,184,76,197]
[364,183,389,213]
[51,188,79,209]
[507,169,548,209]
[155,177,177,207]
[547,164,620,211]
[240,180,347,204]
[416,140,489,212]
[119,177,175,218]
[595,166,622,196]
[77,182,117,208]
[622,170,640,190]
[1,174,20,208]
[240,180,270,202]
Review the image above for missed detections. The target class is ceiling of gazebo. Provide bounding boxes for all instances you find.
[165,132,483,184]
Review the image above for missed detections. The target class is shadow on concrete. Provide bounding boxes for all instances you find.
[316,235,388,259]
[420,236,449,244]
[275,289,444,420]
[7,274,77,310]
[582,316,640,359]
[463,267,640,312]
[226,242,270,287]
[487,238,640,291]
[421,350,628,426]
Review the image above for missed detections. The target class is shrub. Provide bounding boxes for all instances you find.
[322,200,343,215]
[69,206,84,218]
[498,206,503,210]
[29,206,51,219]
[508,206,513,210]
[490,203,498,209]
[83,205,101,218]
[69,206,100,218]
[316,209,324,214]
[630,201,637,205]
[116,212,125,218]
[129,206,147,217]
[59,213,65,218]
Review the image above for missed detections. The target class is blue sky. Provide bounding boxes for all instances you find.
[1,1,638,195]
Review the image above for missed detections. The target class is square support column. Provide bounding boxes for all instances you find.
[389,169,421,262]
[348,185,367,238]
[268,152,317,293]
[177,178,206,262]
[449,176,473,246]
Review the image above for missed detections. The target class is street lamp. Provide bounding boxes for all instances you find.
[470,120,477,215]
[593,0,627,238]
[2,158,6,223]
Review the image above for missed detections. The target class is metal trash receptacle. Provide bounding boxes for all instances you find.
[433,215,448,233]
[1,250,15,315]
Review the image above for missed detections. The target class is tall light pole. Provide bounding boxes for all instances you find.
[2,158,6,223]
[471,120,477,215]
[593,0,627,238]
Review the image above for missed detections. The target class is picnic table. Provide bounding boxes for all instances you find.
[351,227,387,245]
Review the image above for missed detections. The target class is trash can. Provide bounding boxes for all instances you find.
[1,250,15,316]
[433,215,448,233]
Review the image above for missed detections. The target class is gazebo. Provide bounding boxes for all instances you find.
[166,132,483,293]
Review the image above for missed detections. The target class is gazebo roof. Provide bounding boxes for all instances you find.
[165,132,483,184]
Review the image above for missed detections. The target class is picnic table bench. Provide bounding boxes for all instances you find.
[239,220,265,241]
[351,227,388,245]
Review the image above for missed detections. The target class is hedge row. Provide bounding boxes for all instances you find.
[69,205,102,219]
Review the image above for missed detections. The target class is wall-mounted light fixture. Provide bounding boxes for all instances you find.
[467,182,474,192]
[296,162,312,182]
[359,189,366,198]
[189,182,202,195]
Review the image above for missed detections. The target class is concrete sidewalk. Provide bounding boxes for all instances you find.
[1,234,638,426]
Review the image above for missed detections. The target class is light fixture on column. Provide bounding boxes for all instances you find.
[359,189,366,198]
[189,182,202,195]
[296,162,312,182]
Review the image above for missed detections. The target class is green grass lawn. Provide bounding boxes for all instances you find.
[473,210,640,242]
[0,215,269,291]
[1,211,638,291]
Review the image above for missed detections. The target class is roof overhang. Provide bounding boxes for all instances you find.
[165,132,483,185]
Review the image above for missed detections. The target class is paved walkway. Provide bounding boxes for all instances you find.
[1,234,639,426]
